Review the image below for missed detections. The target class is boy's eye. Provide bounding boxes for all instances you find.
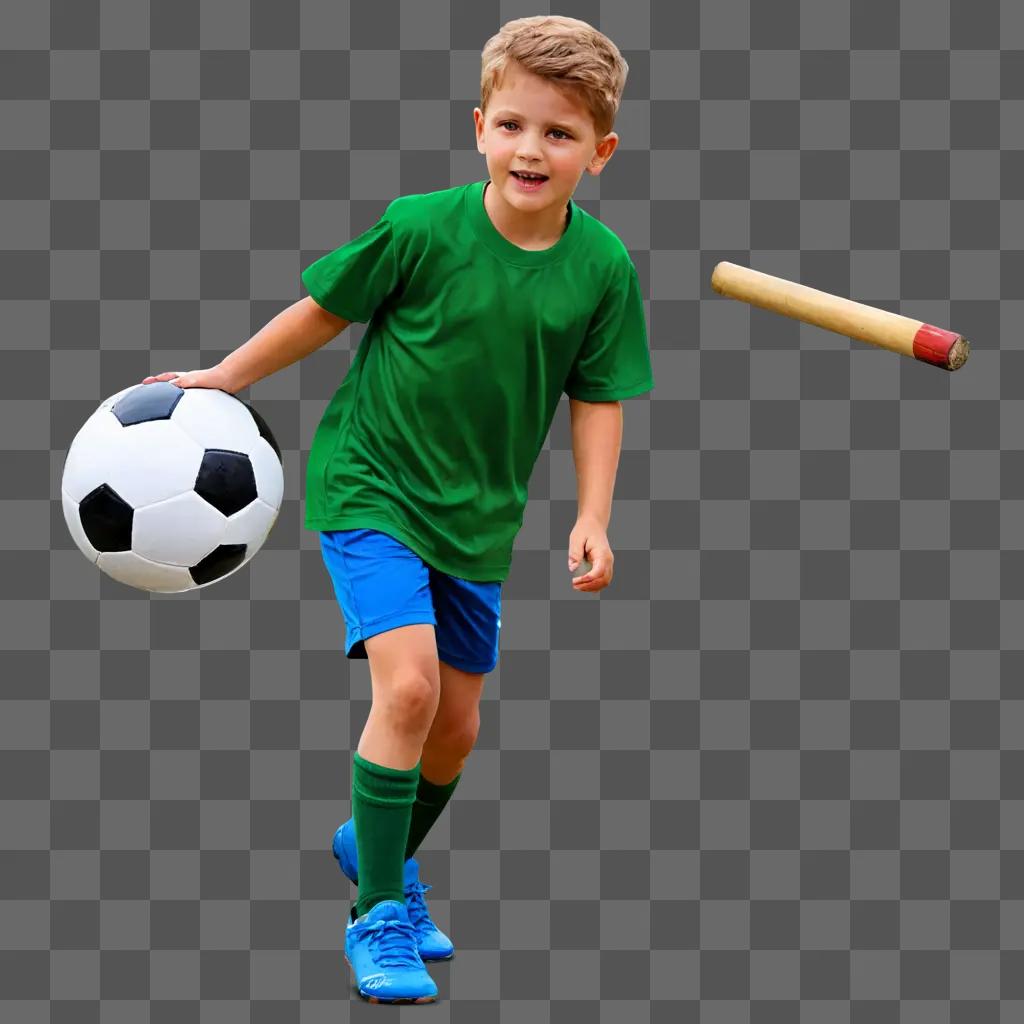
[499,121,571,140]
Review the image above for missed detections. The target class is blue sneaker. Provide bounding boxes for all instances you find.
[344,899,437,1003]
[332,819,455,960]
[402,857,455,961]
[332,817,361,884]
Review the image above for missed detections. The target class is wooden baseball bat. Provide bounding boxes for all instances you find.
[711,262,970,371]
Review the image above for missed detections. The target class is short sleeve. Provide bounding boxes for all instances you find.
[564,254,654,401]
[300,207,400,323]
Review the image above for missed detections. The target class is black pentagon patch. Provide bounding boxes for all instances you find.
[190,543,247,586]
[194,449,257,516]
[112,381,185,425]
[242,401,282,463]
[79,483,133,551]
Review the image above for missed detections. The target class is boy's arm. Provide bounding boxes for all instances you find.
[217,296,352,392]
[568,398,623,530]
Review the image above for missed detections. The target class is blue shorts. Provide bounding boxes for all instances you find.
[319,528,502,675]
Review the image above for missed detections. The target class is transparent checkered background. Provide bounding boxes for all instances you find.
[2,0,1024,1020]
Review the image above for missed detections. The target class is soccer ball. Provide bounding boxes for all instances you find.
[61,381,284,594]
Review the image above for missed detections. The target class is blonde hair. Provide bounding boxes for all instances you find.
[480,15,629,140]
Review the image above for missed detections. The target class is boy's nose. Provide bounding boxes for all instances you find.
[516,132,545,153]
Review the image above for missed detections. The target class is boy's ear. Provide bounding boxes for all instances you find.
[587,132,619,174]
[473,107,486,152]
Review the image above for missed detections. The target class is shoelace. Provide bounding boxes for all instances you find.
[366,918,422,968]
[403,881,434,935]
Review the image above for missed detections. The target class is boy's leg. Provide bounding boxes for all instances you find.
[402,568,500,859]
[354,623,441,917]
[406,659,486,859]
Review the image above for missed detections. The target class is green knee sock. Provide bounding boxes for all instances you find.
[404,771,462,861]
[352,751,420,918]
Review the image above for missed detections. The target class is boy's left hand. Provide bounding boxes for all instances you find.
[568,517,614,592]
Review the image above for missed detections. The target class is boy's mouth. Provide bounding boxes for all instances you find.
[510,170,549,190]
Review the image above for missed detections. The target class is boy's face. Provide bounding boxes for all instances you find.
[474,64,618,220]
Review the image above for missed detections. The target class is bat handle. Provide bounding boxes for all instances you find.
[711,262,970,371]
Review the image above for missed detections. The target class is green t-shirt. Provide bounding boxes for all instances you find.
[301,178,654,582]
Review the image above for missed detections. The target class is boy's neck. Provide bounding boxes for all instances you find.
[482,180,568,252]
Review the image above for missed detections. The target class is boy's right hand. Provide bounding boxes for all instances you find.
[141,366,239,393]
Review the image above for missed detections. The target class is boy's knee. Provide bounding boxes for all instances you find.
[455,713,481,758]
[428,710,480,762]
[382,673,440,729]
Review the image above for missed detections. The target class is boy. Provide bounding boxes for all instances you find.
[142,14,653,1004]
